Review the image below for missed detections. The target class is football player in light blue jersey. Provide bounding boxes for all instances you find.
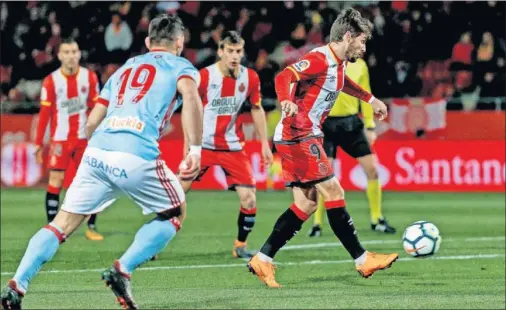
[1,15,203,310]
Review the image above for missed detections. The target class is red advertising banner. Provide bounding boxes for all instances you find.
[377,111,505,140]
[338,140,505,192]
[1,113,504,192]
[156,140,505,192]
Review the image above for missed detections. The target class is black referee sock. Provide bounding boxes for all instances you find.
[259,204,308,258]
[325,200,366,259]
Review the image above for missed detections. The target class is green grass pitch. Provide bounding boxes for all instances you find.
[1,189,505,309]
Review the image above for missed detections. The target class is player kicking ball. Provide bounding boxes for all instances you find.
[179,31,273,259]
[308,57,396,237]
[247,8,398,288]
[1,15,203,309]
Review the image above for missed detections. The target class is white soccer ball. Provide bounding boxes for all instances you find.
[402,221,442,257]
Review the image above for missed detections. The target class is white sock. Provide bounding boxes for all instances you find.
[354,251,367,266]
[257,252,273,263]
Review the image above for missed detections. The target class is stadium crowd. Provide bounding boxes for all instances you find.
[1,1,505,112]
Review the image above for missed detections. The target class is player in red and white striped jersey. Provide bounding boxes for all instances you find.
[34,38,104,241]
[247,8,397,288]
[180,31,273,258]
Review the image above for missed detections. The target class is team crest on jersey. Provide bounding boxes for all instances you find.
[81,86,87,93]
[239,83,245,93]
[293,60,310,72]
[318,162,329,175]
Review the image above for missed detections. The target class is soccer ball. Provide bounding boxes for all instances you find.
[402,221,442,257]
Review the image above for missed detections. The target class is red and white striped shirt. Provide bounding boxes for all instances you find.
[273,44,374,142]
[199,64,261,151]
[35,67,99,145]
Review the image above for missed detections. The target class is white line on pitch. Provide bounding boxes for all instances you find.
[281,236,505,251]
[1,253,504,276]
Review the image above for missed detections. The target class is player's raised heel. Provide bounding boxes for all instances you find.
[1,280,23,310]
[246,255,282,288]
[85,227,104,241]
[232,240,256,259]
[356,252,399,279]
[101,262,138,310]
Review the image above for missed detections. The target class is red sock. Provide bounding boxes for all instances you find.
[324,199,346,210]
[47,185,61,195]
[289,203,309,221]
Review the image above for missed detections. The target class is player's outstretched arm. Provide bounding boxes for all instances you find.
[85,103,108,139]
[342,76,387,120]
[177,77,203,181]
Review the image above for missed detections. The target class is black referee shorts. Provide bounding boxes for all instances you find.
[322,115,372,159]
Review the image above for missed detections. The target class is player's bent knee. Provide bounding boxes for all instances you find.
[156,206,183,231]
[294,197,317,215]
[52,210,87,236]
[157,206,182,220]
[239,191,256,209]
[305,200,318,214]
[48,171,65,188]
[317,178,345,201]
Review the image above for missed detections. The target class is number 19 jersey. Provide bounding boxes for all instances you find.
[88,50,199,160]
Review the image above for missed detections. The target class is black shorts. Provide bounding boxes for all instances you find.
[322,115,372,159]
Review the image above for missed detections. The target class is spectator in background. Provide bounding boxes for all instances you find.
[46,23,61,58]
[475,31,499,83]
[451,32,474,69]
[1,2,8,31]
[477,57,506,110]
[451,32,474,92]
[307,11,324,45]
[1,1,504,112]
[104,13,132,53]
[269,23,317,68]
[392,60,422,97]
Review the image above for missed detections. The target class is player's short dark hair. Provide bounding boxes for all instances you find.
[219,31,244,49]
[148,14,185,45]
[58,37,78,50]
[330,8,373,42]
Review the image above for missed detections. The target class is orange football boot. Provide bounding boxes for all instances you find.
[247,254,281,288]
[356,251,399,278]
[85,227,104,241]
[232,240,256,258]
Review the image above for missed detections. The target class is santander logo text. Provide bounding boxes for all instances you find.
[395,147,505,186]
[336,140,504,192]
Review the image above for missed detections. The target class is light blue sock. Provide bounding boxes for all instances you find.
[13,223,65,293]
[118,217,177,275]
